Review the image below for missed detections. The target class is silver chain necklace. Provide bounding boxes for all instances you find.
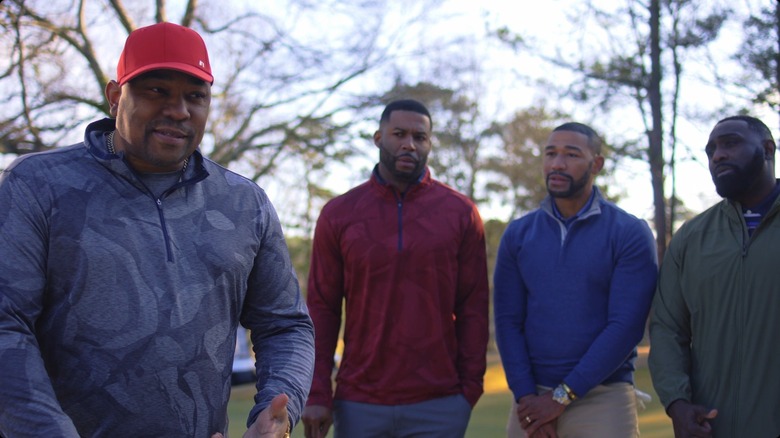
[106,130,189,172]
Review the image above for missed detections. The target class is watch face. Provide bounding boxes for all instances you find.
[553,386,570,405]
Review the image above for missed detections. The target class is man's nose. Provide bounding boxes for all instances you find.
[550,154,566,169]
[400,134,416,151]
[711,145,728,162]
[163,95,190,120]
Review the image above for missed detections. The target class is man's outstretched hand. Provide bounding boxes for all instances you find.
[211,393,291,438]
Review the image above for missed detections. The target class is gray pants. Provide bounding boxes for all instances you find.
[334,394,472,438]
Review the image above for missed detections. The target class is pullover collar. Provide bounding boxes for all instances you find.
[543,187,602,228]
[84,118,208,187]
[371,164,430,198]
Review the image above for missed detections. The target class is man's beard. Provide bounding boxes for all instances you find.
[379,143,426,183]
[712,148,765,200]
[546,166,592,199]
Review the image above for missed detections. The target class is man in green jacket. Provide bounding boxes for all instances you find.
[649,115,780,437]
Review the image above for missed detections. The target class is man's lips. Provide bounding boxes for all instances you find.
[396,155,418,168]
[714,164,736,177]
[547,174,571,184]
[154,128,187,139]
[151,126,190,146]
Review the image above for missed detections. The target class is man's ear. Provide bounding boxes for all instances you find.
[105,80,121,118]
[373,130,382,148]
[763,139,776,161]
[592,155,605,174]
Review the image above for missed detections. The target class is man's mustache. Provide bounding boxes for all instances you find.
[546,171,572,182]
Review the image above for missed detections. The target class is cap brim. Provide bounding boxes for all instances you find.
[120,62,214,85]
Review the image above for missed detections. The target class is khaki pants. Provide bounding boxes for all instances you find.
[506,383,639,438]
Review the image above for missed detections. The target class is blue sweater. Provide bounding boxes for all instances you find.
[493,188,657,401]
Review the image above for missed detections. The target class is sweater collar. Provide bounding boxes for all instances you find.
[542,187,603,226]
[371,164,430,196]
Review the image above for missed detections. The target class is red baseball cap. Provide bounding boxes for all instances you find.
[116,22,213,85]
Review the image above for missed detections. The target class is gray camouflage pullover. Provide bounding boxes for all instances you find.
[0,118,314,437]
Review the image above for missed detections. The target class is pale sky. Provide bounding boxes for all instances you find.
[426,0,770,223]
[3,0,774,229]
[296,0,736,224]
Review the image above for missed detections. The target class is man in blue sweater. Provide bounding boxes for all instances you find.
[493,122,658,437]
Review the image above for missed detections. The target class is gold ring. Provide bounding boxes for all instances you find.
[524,415,532,423]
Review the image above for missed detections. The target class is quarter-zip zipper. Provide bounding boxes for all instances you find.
[155,179,195,263]
[395,191,405,251]
[126,178,177,263]
[154,197,176,262]
[110,153,201,264]
[131,178,187,263]
[735,212,746,437]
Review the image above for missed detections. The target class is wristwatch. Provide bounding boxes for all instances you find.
[552,383,576,406]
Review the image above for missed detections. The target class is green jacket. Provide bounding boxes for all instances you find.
[649,193,780,438]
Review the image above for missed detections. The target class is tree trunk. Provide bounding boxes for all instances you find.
[649,0,667,263]
[775,0,780,132]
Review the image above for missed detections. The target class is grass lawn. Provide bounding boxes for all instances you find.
[227,349,673,437]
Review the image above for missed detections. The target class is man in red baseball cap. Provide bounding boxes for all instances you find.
[105,21,214,175]
[0,22,314,438]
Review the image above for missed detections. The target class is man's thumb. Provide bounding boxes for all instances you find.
[270,393,289,418]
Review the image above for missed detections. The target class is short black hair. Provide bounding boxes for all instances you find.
[552,122,602,155]
[380,99,433,130]
[717,115,774,143]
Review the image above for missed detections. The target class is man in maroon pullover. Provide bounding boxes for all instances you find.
[302,99,489,438]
